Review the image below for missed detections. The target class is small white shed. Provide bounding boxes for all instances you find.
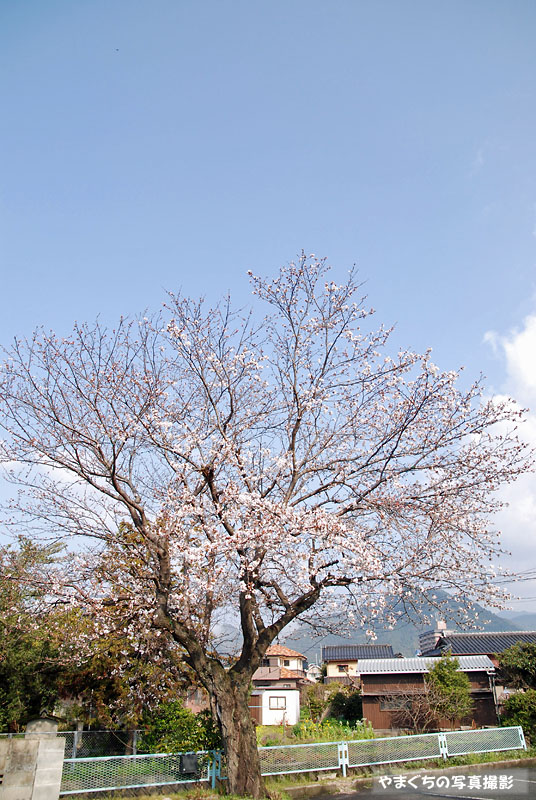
[250,689,300,726]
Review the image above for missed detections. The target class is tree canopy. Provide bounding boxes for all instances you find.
[497,643,536,691]
[426,653,473,728]
[0,538,190,732]
[0,256,531,795]
[0,539,64,730]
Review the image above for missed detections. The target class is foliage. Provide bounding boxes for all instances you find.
[501,689,536,743]
[327,688,363,725]
[300,681,362,725]
[56,607,189,729]
[291,718,373,742]
[140,700,222,753]
[301,682,343,723]
[0,538,66,731]
[257,717,373,746]
[0,538,189,732]
[497,643,536,690]
[426,653,473,727]
[0,256,531,796]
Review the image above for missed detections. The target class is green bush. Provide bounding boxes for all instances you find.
[329,690,363,724]
[501,689,536,744]
[426,652,473,726]
[140,700,221,753]
[290,717,373,742]
[497,644,536,690]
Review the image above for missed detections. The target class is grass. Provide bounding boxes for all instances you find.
[256,719,374,747]
[81,788,290,800]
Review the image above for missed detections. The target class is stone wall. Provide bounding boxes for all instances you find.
[0,735,65,800]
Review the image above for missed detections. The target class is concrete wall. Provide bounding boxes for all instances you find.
[325,661,358,677]
[252,689,301,725]
[0,736,65,800]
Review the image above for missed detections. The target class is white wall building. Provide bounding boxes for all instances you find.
[250,689,300,726]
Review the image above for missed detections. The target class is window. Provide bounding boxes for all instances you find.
[338,664,349,673]
[261,658,270,667]
[283,659,290,666]
[380,697,412,711]
[269,696,287,710]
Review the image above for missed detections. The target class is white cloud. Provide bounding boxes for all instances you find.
[484,315,536,608]
[471,147,485,174]
[487,316,536,404]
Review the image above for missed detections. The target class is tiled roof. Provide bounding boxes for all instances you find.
[280,667,311,680]
[355,656,495,674]
[267,644,305,658]
[322,644,395,661]
[434,631,536,656]
[252,666,309,682]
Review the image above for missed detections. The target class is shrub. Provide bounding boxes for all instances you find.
[140,700,221,753]
[501,689,536,744]
[426,652,473,727]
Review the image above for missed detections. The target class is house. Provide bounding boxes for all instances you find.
[419,628,536,666]
[185,686,209,713]
[250,689,300,726]
[252,666,307,689]
[252,644,311,689]
[261,644,306,672]
[322,644,395,684]
[305,663,323,682]
[356,656,497,732]
[419,628,536,712]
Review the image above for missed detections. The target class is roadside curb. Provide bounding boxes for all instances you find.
[283,756,536,797]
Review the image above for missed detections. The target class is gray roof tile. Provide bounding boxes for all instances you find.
[434,631,536,656]
[322,644,395,661]
[355,656,495,674]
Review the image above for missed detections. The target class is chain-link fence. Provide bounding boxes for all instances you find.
[443,726,526,756]
[61,751,214,794]
[0,730,146,758]
[57,726,526,794]
[258,741,340,776]
[347,731,442,768]
[63,730,147,758]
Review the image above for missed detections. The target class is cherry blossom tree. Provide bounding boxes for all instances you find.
[0,255,531,797]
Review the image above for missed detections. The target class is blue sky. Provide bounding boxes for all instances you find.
[1,1,536,606]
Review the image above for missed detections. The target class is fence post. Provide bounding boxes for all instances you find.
[518,726,527,751]
[132,730,138,756]
[211,750,222,788]
[72,729,80,759]
[338,742,349,777]
[438,732,448,761]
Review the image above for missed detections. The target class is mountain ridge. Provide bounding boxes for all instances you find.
[280,592,532,660]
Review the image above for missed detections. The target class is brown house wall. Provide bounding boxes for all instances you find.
[361,671,496,731]
[362,696,393,729]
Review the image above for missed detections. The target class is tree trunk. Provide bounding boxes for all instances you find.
[213,672,264,798]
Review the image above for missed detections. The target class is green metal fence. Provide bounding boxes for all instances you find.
[60,750,214,794]
[59,726,527,794]
[346,732,443,769]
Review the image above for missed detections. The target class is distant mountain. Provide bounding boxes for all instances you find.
[498,610,525,621]
[280,590,522,660]
[213,596,536,663]
[497,610,536,629]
